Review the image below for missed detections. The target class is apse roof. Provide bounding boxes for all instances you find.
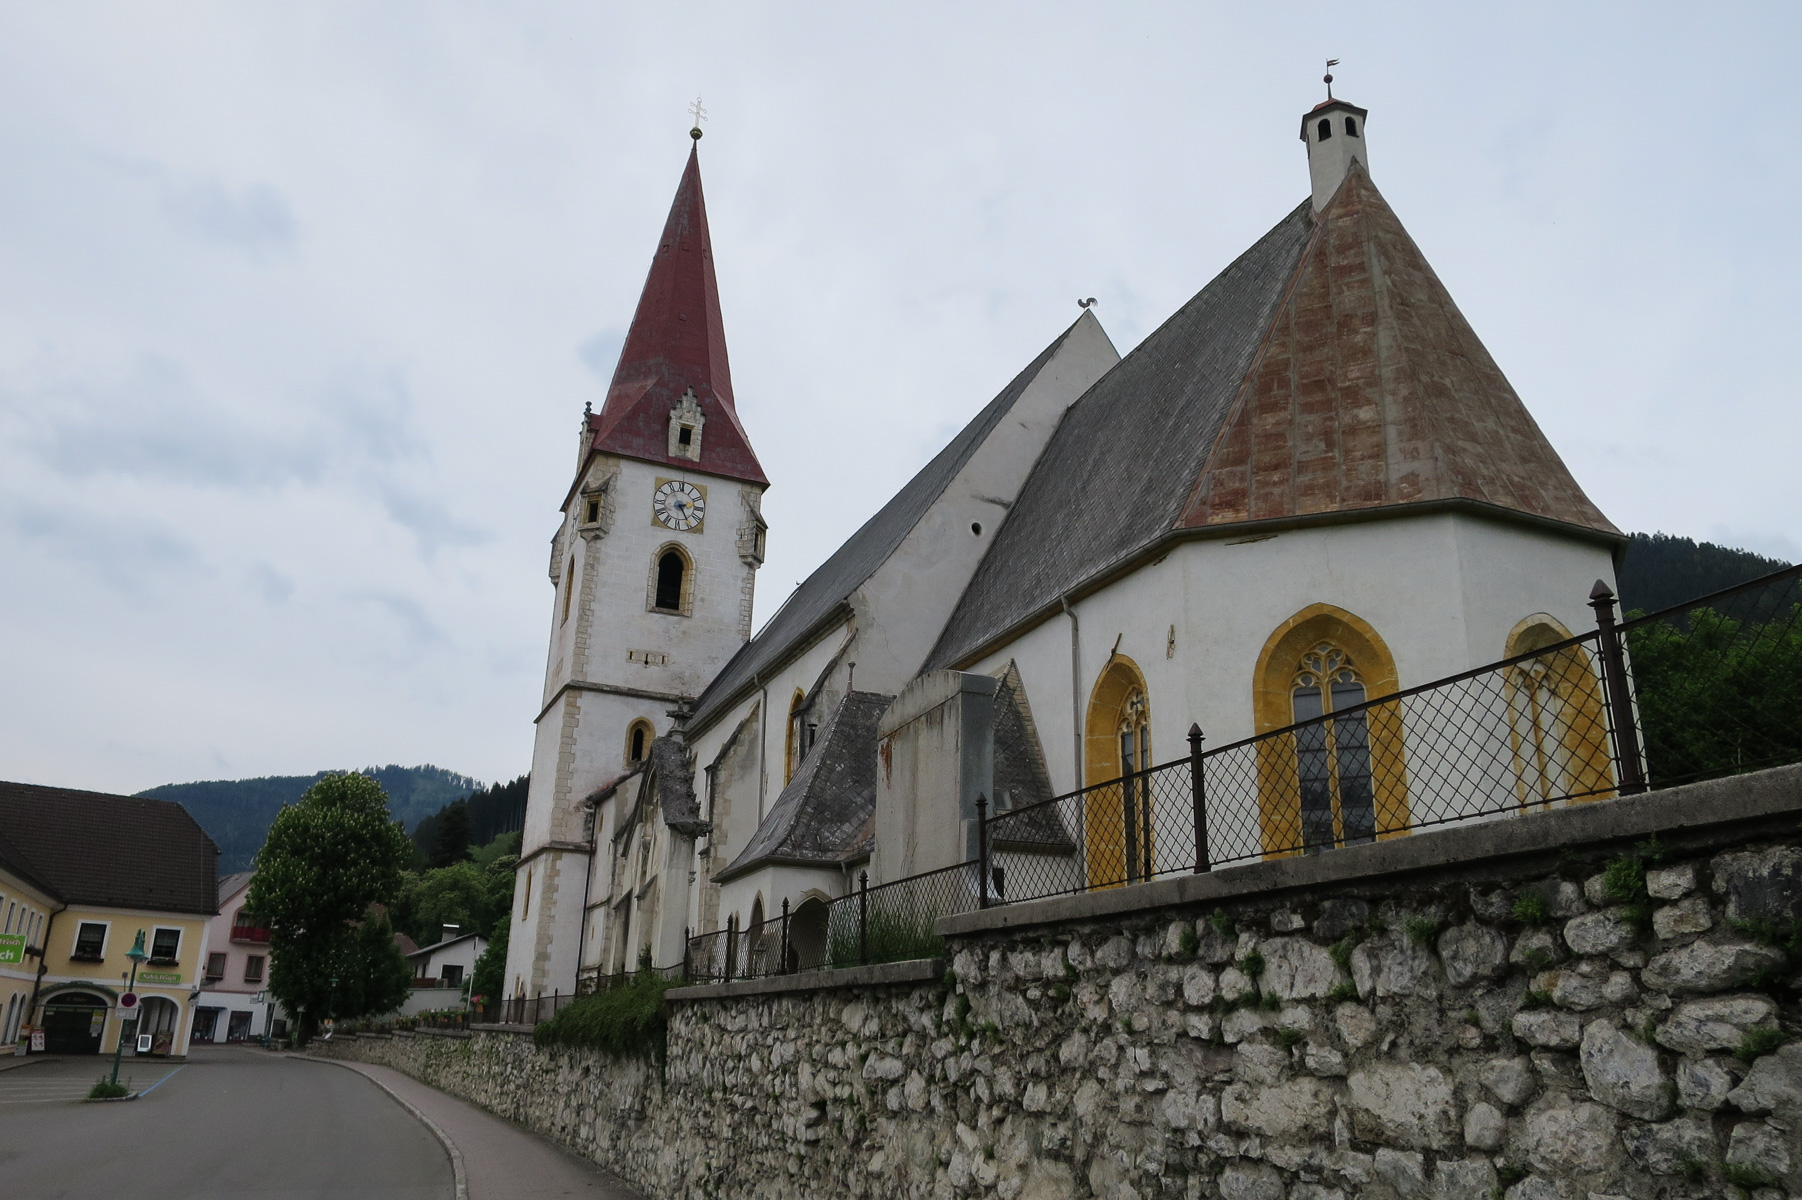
[930,165,1617,670]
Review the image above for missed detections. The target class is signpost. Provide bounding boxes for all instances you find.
[0,933,24,965]
[108,930,148,1089]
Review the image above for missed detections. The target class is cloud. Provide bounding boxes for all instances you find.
[3,501,200,591]
[578,328,626,379]
[161,179,297,252]
[248,562,295,603]
[376,482,488,559]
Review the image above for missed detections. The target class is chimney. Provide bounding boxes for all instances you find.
[1300,98,1369,212]
[439,923,460,945]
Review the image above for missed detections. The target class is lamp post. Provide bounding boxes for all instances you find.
[109,930,148,1088]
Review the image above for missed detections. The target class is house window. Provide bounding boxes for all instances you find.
[1345,116,1358,137]
[1317,118,1332,140]
[244,955,265,983]
[150,928,182,964]
[1290,643,1376,853]
[205,953,227,981]
[677,426,693,448]
[72,922,106,961]
[654,551,685,611]
[441,964,464,987]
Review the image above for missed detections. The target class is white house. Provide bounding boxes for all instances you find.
[193,871,280,1044]
[401,930,486,1016]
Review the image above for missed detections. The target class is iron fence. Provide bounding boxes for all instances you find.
[477,566,1800,1025]
[984,565,1802,904]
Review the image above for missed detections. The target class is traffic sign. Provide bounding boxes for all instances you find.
[120,992,138,1010]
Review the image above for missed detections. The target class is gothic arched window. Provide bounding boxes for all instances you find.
[647,544,693,615]
[1504,617,1615,808]
[1317,118,1333,141]
[1290,643,1376,852]
[1344,116,1358,137]
[1083,657,1155,887]
[626,719,654,766]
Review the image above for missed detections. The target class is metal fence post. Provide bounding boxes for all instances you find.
[780,898,792,974]
[858,870,870,966]
[1189,723,1211,873]
[725,914,737,983]
[1589,581,1648,796]
[683,926,691,982]
[976,792,991,908]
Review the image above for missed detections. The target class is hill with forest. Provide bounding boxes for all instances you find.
[1616,532,1790,616]
[139,764,482,873]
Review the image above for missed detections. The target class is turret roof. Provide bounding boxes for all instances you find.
[582,144,766,487]
[929,164,1618,670]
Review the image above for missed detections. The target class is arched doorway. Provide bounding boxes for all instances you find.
[41,991,108,1055]
[1505,616,1615,807]
[788,896,829,971]
[136,996,181,1056]
[1084,656,1154,887]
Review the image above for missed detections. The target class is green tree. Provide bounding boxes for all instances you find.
[248,772,413,1042]
[428,799,473,868]
[470,918,507,1010]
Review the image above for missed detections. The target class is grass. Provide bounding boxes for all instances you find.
[1178,926,1200,959]
[1512,892,1548,926]
[1735,1026,1789,1063]
[1208,910,1235,938]
[1520,947,1555,971]
[827,904,943,968]
[1328,937,1358,973]
[1403,916,1440,947]
[532,970,677,1059]
[1237,950,1265,979]
[1519,989,1555,1011]
[87,1076,128,1100]
[1600,854,1646,903]
[1721,1161,1776,1189]
[1328,981,1360,1003]
[1276,1027,1304,1049]
[1675,1152,1709,1184]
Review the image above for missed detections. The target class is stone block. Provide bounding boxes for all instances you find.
[1726,1120,1791,1178]
[1220,1077,1337,1140]
[1728,1043,1802,1118]
[1621,1116,1716,1175]
[1563,910,1633,957]
[1430,1157,1497,1200]
[1437,924,1507,987]
[1655,994,1776,1052]
[1314,898,1370,940]
[1480,1056,1536,1107]
[1646,863,1696,900]
[1714,847,1802,923]
[1579,1019,1672,1120]
[1372,1147,1425,1197]
[1463,1101,1505,1150]
[1346,1062,1457,1150]
[1642,937,1785,993]
[1217,1161,1284,1200]
[1651,896,1713,939]
[1675,1056,1733,1110]
[1350,935,1439,999]
[1524,1101,1618,1175]
[1511,1010,1581,1049]
[1261,937,1340,1000]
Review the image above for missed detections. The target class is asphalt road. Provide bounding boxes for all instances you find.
[0,1045,454,1199]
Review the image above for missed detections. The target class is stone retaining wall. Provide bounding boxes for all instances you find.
[315,766,1802,1200]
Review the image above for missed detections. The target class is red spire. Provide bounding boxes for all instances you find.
[585,143,766,486]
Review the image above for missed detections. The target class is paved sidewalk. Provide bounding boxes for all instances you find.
[320,1058,643,1199]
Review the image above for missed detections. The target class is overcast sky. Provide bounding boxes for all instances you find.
[1,3,1796,796]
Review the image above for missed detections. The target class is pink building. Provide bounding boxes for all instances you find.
[192,872,280,1043]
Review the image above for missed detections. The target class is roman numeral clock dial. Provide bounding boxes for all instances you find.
[652,479,706,531]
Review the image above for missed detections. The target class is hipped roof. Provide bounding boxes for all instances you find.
[931,165,1616,669]
[0,780,219,916]
[581,143,766,489]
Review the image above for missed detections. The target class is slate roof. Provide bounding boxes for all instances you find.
[930,167,1617,669]
[217,870,254,908]
[0,780,219,916]
[715,691,893,881]
[582,142,766,489]
[690,318,1091,730]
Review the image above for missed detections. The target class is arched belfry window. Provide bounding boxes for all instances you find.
[1253,605,1409,858]
[1317,118,1333,141]
[626,719,654,767]
[1084,656,1155,887]
[646,544,694,616]
[1344,116,1358,137]
[1290,643,1375,852]
[1504,617,1615,808]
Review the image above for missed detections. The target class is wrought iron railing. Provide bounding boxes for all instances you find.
[459,566,1802,1027]
[982,566,1801,904]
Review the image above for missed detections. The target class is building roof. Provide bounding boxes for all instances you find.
[581,142,766,489]
[715,690,893,881]
[0,780,219,916]
[690,317,1093,730]
[930,166,1617,669]
[217,870,255,908]
[406,931,485,960]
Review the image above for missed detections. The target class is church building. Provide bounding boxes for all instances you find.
[502,94,1622,1001]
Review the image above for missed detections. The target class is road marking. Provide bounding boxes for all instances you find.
[136,1065,186,1096]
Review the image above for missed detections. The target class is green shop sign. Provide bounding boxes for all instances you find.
[0,933,23,965]
[137,970,182,984]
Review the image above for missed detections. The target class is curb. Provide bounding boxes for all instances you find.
[83,1092,140,1102]
[288,1054,469,1200]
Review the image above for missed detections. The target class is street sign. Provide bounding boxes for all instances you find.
[251,991,267,1003]
[0,933,24,964]
[120,992,138,1010]
[138,970,181,984]
[30,1029,44,1052]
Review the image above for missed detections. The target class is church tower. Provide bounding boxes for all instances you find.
[504,131,767,1000]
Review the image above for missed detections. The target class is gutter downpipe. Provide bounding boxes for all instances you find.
[1063,595,1083,788]
[755,673,770,823]
[25,901,66,1044]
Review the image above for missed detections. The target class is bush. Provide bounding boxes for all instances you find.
[87,1076,128,1099]
[532,971,676,1059]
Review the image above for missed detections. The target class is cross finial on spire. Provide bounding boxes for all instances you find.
[688,95,707,141]
[1324,59,1339,101]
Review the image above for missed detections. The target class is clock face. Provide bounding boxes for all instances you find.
[653,479,706,531]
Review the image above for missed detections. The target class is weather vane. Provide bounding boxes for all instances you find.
[689,95,708,140]
[1324,59,1339,101]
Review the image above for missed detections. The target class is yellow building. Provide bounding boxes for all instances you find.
[0,781,218,1058]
